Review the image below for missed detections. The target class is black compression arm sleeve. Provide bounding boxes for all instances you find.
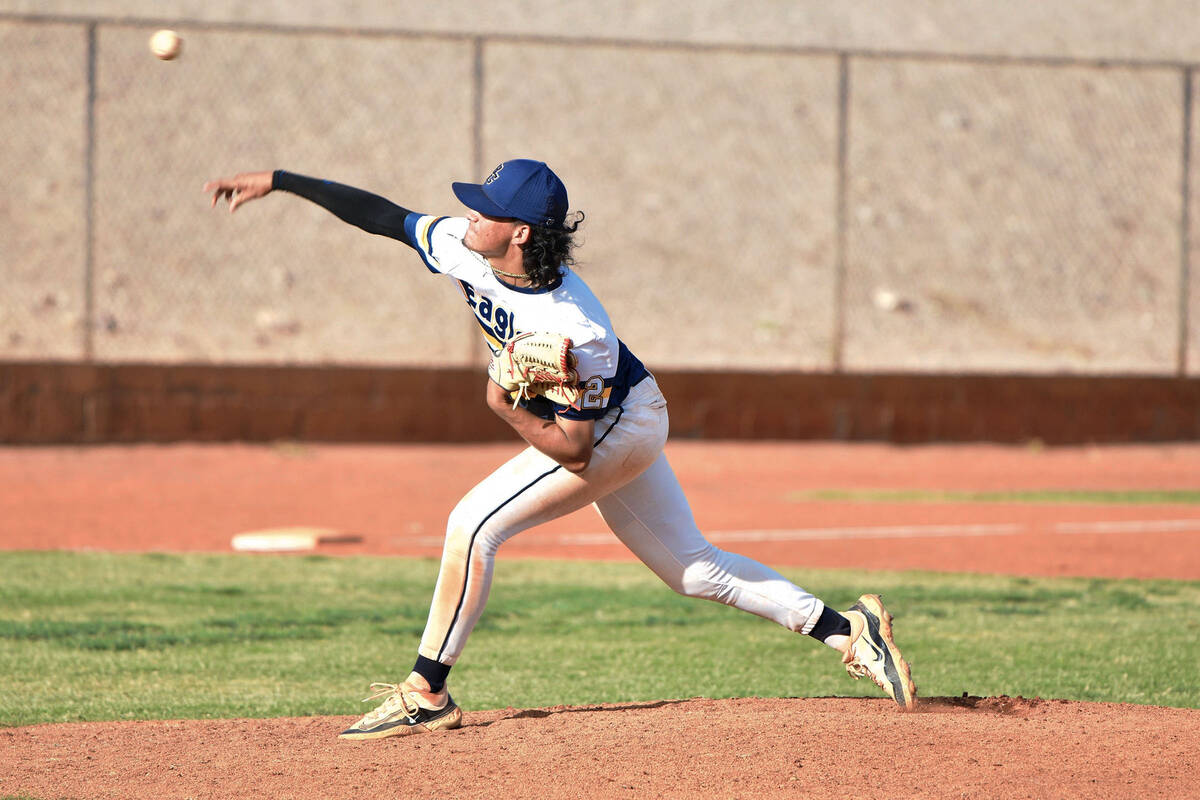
[271,170,415,247]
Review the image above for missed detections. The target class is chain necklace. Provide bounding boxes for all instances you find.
[489,264,529,280]
[467,247,529,282]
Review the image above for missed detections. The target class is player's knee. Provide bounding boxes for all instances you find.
[443,505,480,552]
[444,507,507,559]
[676,559,730,603]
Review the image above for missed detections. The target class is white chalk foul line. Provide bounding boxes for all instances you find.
[1054,519,1200,534]
[398,519,1200,548]
[558,519,1200,546]
[709,524,1028,542]
[559,523,1024,546]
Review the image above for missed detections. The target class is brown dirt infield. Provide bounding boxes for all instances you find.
[3,441,1199,799]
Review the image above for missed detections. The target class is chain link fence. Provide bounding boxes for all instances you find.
[2,12,1197,375]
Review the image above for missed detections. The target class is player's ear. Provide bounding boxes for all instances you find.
[511,223,531,245]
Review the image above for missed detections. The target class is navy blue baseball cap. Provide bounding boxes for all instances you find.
[452,159,568,228]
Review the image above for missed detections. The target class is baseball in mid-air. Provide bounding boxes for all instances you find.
[149,29,182,60]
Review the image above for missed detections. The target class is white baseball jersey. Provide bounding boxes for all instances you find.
[404,214,648,421]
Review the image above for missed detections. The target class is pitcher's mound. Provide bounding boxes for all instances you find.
[2,696,1195,799]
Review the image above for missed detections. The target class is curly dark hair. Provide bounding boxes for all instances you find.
[522,211,585,288]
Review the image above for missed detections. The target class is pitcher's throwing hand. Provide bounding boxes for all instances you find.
[204,171,273,212]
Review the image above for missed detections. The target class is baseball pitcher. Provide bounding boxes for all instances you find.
[204,159,917,739]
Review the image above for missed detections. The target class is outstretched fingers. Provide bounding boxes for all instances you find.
[204,182,229,209]
[203,172,272,212]
[203,178,239,210]
[229,187,252,213]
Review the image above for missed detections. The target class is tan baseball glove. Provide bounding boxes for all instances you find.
[488,331,583,410]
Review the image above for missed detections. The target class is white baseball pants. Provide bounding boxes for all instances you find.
[418,376,824,665]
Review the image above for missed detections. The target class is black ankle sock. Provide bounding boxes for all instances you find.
[807,604,852,642]
[412,657,451,695]
[412,655,452,693]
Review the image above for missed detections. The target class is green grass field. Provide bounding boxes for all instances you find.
[1,551,1196,727]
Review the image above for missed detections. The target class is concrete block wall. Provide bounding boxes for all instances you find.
[2,2,1198,442]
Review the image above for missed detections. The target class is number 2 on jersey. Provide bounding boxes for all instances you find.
[580,376,605,410]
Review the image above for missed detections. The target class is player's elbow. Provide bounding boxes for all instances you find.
[557,437,593,474]
[554,416,595,474]
[560,451,592,474]
[535,438,590,473]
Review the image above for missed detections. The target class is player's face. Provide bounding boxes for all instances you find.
[463,210,522,258]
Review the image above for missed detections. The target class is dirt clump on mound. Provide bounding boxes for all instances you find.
[2,696,1195,799]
